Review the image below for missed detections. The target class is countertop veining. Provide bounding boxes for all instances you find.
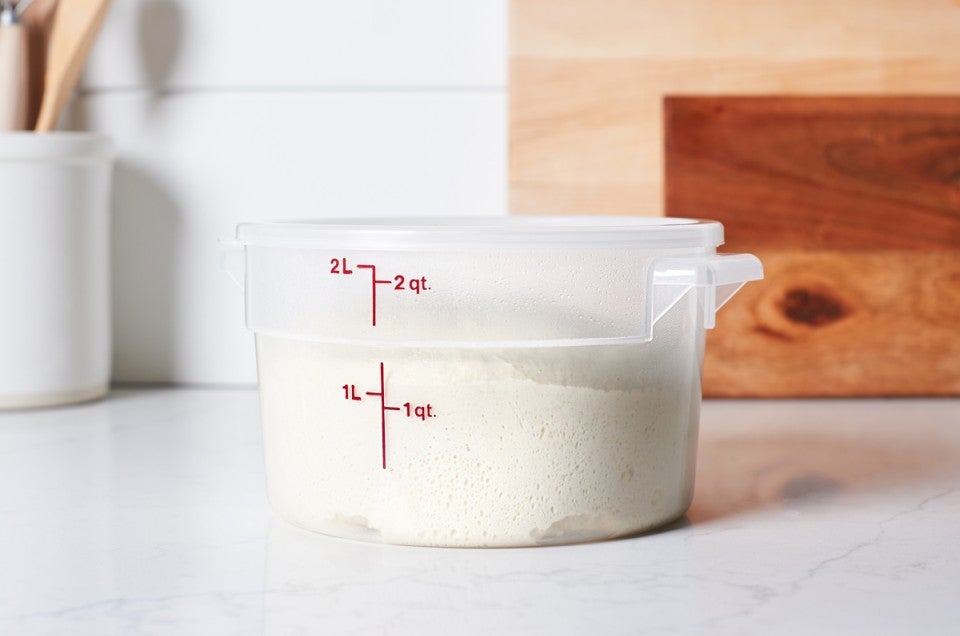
[1,390,958,634]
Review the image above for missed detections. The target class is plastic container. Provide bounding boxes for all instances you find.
[227,217,762,547]
[0,133,115,409]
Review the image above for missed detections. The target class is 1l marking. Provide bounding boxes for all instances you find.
[341,361,436,469]
[329,258,430,326]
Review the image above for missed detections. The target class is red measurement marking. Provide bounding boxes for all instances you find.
[355,264,392,326]
[341,362,436,469]
[329,258,354,274]
[378,361,387,469]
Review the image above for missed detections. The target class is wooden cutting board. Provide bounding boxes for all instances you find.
[665,97,960,396]
[511,0,960,216]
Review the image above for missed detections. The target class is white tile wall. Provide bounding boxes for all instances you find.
[83,0,506,89]
[66,1,508,385]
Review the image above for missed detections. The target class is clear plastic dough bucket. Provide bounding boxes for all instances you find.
[225,217,762,547]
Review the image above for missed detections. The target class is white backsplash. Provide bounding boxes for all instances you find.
[64,0,508,384]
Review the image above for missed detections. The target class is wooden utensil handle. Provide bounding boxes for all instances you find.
[35,0,112,132]
[0,23,29,131]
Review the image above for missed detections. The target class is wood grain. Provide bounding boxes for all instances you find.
[510,0,960,216]
[706,250,960,397]
[35,0,112,132]
[666,97,960,251]
[21,0,58,130]
[665,97,960,396]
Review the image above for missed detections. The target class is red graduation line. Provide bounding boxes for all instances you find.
[356,264,392,327]
[379,361,386,469]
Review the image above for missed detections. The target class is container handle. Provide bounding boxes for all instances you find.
[649,253,763,330]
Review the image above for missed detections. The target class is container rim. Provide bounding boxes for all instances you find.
[0,132,115,162]
[234,217,725,250]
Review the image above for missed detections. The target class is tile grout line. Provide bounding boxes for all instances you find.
[76,85,508,97]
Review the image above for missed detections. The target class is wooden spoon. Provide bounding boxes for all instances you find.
[34,0,110,132]
[0,0,31,130]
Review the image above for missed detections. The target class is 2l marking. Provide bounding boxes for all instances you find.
[329,258,431,326]
[330,258,353,274]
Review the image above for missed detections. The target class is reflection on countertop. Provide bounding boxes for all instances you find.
[690,399,960,523]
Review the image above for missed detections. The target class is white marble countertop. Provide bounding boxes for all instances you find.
[1,389,958,635]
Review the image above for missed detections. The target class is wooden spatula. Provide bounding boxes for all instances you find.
[34,0,109,132]
[21,0,58,129]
